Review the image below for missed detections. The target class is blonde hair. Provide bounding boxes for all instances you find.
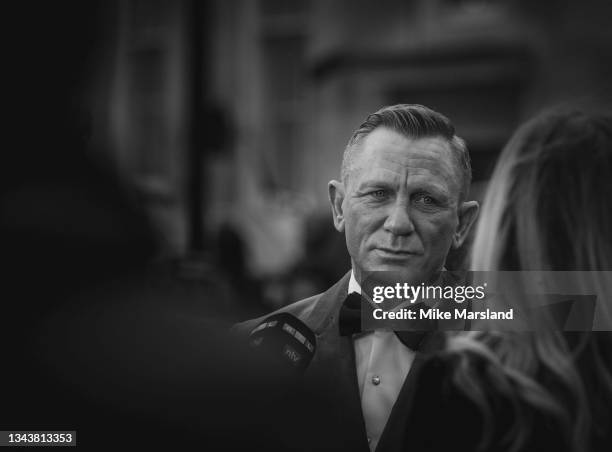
[449,108,612,451]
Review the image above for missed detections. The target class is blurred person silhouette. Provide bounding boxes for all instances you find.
[1,2,279,450]
[404,108,612,452]
[0,150,268,451]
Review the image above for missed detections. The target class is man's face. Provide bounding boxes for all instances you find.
[329,127,477,284]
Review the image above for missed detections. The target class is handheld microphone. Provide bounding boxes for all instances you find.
[248,313,316,376]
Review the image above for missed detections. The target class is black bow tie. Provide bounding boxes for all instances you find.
[338,292,435,351]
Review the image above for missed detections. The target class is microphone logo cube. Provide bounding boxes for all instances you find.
[282,344,302,366]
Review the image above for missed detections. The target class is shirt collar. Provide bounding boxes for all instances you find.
[348,269,362,295]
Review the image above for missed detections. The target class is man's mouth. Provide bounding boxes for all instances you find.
[375,247,418,256]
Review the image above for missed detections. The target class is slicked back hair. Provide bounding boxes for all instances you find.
[341,104,472,201]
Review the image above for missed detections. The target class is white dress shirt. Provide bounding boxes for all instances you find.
[348,271,416,452]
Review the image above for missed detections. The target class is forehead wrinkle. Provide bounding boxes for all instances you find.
[365,133,455,165]
[361,152,458,187]
[377,154,455,176]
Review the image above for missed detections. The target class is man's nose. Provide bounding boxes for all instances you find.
[383,202,415,235]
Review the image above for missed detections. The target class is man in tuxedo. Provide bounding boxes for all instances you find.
[233,104,479,452]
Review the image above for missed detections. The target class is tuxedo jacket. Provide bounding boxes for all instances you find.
[232,271,445,452]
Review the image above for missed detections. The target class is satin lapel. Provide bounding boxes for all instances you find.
[300,272,371,452]
[374,333,446,452]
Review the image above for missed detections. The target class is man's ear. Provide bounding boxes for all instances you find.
[328,180,346,232]
[452,200,479,249]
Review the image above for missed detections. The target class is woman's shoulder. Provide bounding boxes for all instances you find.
[406,348,566,452]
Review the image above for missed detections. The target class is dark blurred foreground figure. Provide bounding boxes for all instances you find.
[1,3,285,450]
[406,109,612,451]
[0,103,261,449]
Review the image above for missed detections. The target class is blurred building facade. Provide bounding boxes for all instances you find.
[86,0,612,302]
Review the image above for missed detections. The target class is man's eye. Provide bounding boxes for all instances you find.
[414,194,436,205]
[370,189,388,198]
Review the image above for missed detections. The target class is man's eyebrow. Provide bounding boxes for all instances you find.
[417,187,454,203]
[398,178,453,197]
[355,179,395,190]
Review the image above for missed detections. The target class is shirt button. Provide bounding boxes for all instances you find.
[371,375,381,385]
[367,437,372,444]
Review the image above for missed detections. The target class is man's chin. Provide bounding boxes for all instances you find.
[361,261,425,285]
